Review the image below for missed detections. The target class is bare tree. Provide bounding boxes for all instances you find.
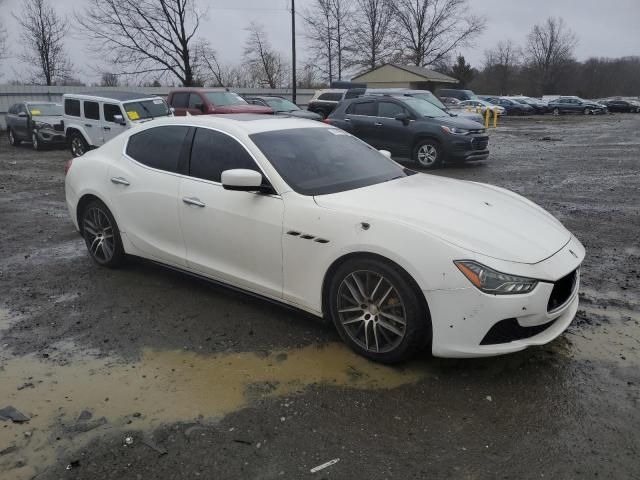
[13,0,72,85]
[303,0,351,83]
[77,0,206,86]
[101,72,120,87]
[0,0,8,70]
[347,0,394,71]
[243,22,288,89]
[526,17,578,94]
[391,0,485,67]
[484,40,522,94]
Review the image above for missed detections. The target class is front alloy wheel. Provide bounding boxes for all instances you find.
[32,132,40,151]
[583,107,591,115]
[81,200,124,267]
[329,258,430,363]
[70,134,87,157]
[414,141,441,169]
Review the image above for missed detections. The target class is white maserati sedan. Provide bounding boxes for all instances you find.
[65,114,584,363]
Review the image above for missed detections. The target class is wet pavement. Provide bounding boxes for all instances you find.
[1,115,639,479]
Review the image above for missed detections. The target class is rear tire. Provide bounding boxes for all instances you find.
[8,129,21,146]
[552,108,560,116]
[413,139,442,169]
[328,257,430,364]
[80,199,125,268]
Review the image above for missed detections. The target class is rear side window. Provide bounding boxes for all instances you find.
[348,101,376,116]
[189,128,259,183]
[126,126,190,173]
[103,104,122,122]
[171,92,189,108]
[318,92,342,102]
[65,99,81,117]
[84,101,100,120]
[188,94,203,108]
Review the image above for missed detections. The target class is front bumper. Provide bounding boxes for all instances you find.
[426,238,584,358]
[448,135,490,162]
[36,128,66,144]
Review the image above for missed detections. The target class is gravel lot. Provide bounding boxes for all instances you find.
[1,115,639,480]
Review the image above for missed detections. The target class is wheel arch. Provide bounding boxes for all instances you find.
[321,251,432,330]
[76,193,111,235]
[412,134,442,153]
[65,126,90,145]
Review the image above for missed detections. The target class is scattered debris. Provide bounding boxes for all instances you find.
[77,410,93,422]
[233,439,252,446]
[310,458,340,473]
[17,382,34,391]
[0,406,30,423]
[142,437,168,457]
[124,436,134,446]
[67,417,107,434]
[485,396,493,402]
[66,460,81,470]
[0,446,17,456]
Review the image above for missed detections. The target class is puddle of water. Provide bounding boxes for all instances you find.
[0,343,427,479]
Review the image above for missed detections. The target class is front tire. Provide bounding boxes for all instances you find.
[583,107,591,115]
[8,129,21,146]
[328,257,430,364]
[80,199,125,268]
[552,108,560,116]
[413,139,442,169]
[32,132,41,151]
[70,132,88,157]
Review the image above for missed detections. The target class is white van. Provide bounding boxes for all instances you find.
[63,91,172,157]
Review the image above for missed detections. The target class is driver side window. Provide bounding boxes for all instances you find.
[189,128,260,183]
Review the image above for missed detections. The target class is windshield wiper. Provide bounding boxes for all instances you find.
[139,102,154,119]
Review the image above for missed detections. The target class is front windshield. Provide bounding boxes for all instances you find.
[250,128,411,196]
[123,99,170,120]
[204,92,247,106]
[28,103,62,116]
[513,99,528,105]
[401,97,449,118]
[463,90,478,100]
[409,92,447,110]
[265,98,300,112]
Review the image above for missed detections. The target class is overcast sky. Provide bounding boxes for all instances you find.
[1,0,639,83]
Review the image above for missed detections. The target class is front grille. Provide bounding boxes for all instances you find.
[472,137,489,150]
[480,317,556,345]
[547,269,578,312]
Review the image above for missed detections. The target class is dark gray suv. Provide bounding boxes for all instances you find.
[6,102,65,150]
[326,95,489,169]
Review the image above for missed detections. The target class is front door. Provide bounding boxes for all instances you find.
[14,104,30,139]
[107,125,191,266]
[82,100,104,146]
[375,101,414,157]
[102,103,129,143]
[179,127,284,298]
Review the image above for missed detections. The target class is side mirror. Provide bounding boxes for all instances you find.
[112,114,126,125]
[18,111,27,118]
[169,107,175,115]
[221,169,264,192]
[379,150,392,158]
[395,113,410,125]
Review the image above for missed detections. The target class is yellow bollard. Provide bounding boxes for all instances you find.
[485,108,490,128]
[493,107,498,128]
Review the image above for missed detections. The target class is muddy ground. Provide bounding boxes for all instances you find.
[1,114,639,480]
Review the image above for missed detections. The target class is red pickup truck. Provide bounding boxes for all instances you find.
[167,88,272,115]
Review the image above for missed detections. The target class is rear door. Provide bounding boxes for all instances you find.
[345,100,378,146]
[179,127,284,298]
[107,125,191,266]
[82,100,104,146]
[102,103,128,143]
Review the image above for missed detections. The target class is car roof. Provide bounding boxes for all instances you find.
[25,101,60,105]
[132,114,327,135]
[246,96,287,101]
[63,91,162,102]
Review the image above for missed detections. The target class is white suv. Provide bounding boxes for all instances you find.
[63,91,172,157]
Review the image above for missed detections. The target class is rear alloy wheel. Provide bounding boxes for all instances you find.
[329,258,430,363]
[70,133,88,157]
[552,108,560,116]
[8,129,21,146]
[81,200,125,268]
[413,140,441,169]
[32,132,41,151]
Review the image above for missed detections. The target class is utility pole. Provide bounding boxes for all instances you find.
[291,0,297,104]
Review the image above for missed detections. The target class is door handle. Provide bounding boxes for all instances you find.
[104,126,111,131]
[85,124,92,128]
[110,177,130,186]
[374,122,383,126]
[182,197,206,208]
[344,118,351,122]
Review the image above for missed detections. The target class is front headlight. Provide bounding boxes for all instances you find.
[454,260,538,295]
[33,121,53,130]
[441,126,469,135]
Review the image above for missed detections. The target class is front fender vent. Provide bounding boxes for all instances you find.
[286,230,329,244]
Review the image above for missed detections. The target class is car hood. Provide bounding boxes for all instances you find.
[435,116,485,130]
[32,115,62,125]
[214,104,272,114]
[314,174,571,264]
